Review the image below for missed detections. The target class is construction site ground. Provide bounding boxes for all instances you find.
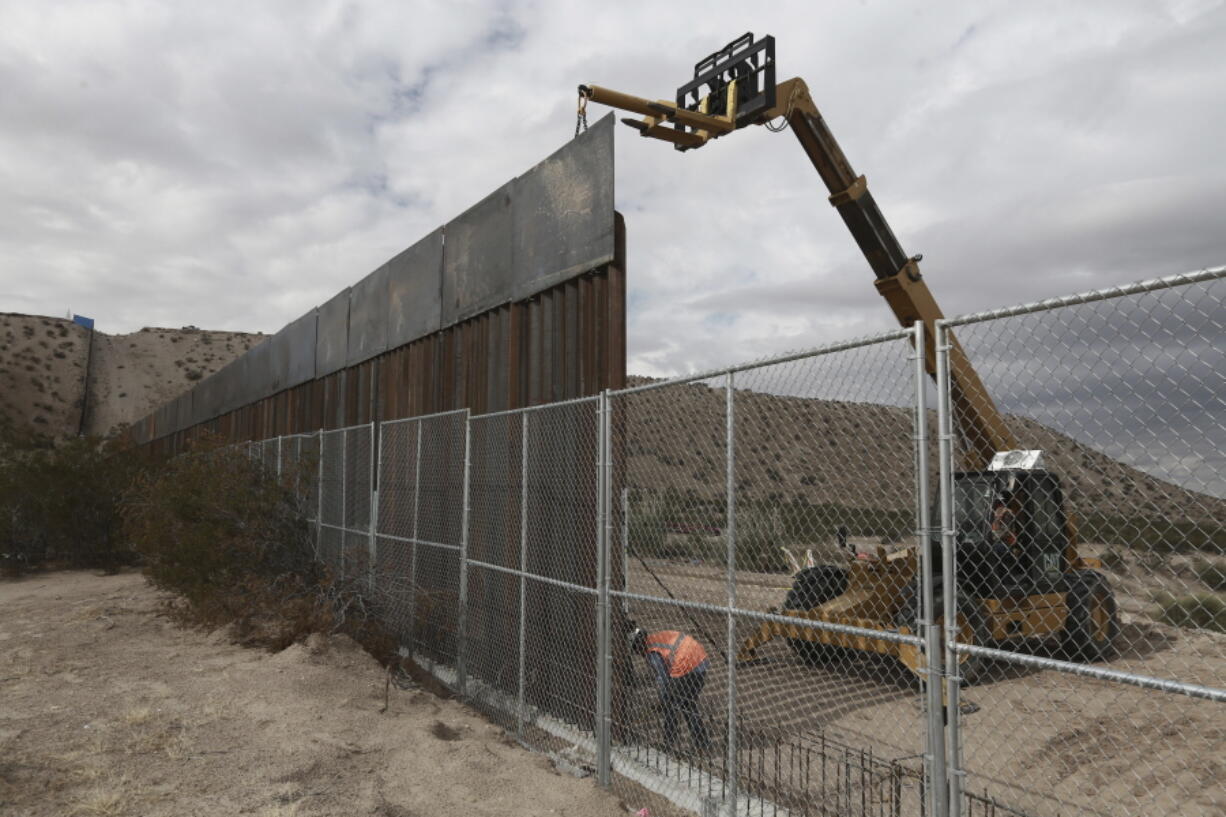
[0,571,632,817]
[623,549,1224,817]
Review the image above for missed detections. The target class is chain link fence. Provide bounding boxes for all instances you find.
[256,267,1222,817]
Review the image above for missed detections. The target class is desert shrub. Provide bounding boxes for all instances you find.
[123,439,315,608]
[0,420,142,573]
[1192,558,1226,592]
[122,440,383,652]
[1152,591,1226,634]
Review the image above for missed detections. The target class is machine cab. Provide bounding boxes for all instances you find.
[949,455,1070,598]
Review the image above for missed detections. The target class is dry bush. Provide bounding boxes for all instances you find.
[123,438,397,658]
[0,418,142,574]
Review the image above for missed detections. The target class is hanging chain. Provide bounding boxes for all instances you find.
[575,90,589,137]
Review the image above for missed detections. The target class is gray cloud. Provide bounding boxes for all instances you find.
[1,1,1224,493]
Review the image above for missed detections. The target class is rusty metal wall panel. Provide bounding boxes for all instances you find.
[387,227,444,349]
[272,309,317,391]
[442,182,514,326]
[347,265,389,367]
[512,113,615,298]
[315,288,350,378]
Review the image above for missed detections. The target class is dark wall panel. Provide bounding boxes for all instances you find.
[245,337,275,405]
[512,113,615,298]
[315,289,350,378]
[273,310,317,390]
[387,227,443,348]
[442,182,515,326]
[348,265,389,367]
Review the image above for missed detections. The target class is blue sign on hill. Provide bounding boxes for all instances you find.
[72,315,94,330]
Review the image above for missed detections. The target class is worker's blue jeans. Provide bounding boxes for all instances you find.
[661,664,710,753]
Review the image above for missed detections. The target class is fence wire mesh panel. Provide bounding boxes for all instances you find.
[406,410,468,670]
[521,399,602,738]
[374,418,422,644]
[606,331,932,817]
[226,267,1223,817]
[463,410,525,732]
[318,428,345,574]
[937,268,1226,817]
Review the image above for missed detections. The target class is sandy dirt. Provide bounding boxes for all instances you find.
[0,571,633,817]
[623,554,1225,817]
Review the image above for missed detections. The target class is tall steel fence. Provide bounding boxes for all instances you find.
[251,267,1224,817]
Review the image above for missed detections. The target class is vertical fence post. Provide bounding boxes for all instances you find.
[597,390,613,787]
[340,428,348,581]
[369,422,380,595]
[518,411,529,740]
[409,420,423,656]
[457,410,472,698]
[621,488,630,614]
[276,435,283,480]
[594,394,607,781]
[914,323,948,817]
[315,429,324,560]
[935,320,963,817]
[725,371,738,814]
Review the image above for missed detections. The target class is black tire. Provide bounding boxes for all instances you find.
[783,565,848,665]
[895,583,990,686]
[1060,570,1119,662]
[783,565,849,611]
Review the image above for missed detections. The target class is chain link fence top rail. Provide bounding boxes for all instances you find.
[936,266,1225,817]
[233,266,1223,817]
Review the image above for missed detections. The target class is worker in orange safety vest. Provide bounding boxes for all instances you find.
[629,627,711,754]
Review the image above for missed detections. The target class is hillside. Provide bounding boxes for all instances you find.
[620,376,1226,531]
[0,313,262,440]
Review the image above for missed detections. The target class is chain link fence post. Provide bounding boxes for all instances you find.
[517,411,529,740]
[457,409,472,699]
[315,429,324,560]
[914,322,948,817]
[724,370,738,816]
[369,422,379,595]
[597,389,613,787]
[408,419,423,651]
[935,319,965,817]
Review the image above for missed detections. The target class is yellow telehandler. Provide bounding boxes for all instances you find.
[581,33,1118,682]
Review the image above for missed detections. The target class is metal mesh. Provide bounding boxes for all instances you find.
[234,267,1224,817]
[606,334,929,816]
[937,269,1226,817]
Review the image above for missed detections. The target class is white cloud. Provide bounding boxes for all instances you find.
[0,0,1223,382]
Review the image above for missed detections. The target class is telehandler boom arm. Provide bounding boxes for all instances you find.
[582,63,1017,469]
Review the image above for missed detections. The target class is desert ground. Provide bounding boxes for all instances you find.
[0,571,635,817]
[621,548,1225,817]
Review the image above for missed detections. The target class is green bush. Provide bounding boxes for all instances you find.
[1152,591,1226,634]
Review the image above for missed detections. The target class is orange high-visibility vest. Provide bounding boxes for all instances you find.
[645,630,708,678]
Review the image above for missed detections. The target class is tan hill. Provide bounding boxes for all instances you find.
[0,313,262,440]
[620,376,1226,535]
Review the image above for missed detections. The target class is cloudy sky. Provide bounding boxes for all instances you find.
[1,0,1224,379]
